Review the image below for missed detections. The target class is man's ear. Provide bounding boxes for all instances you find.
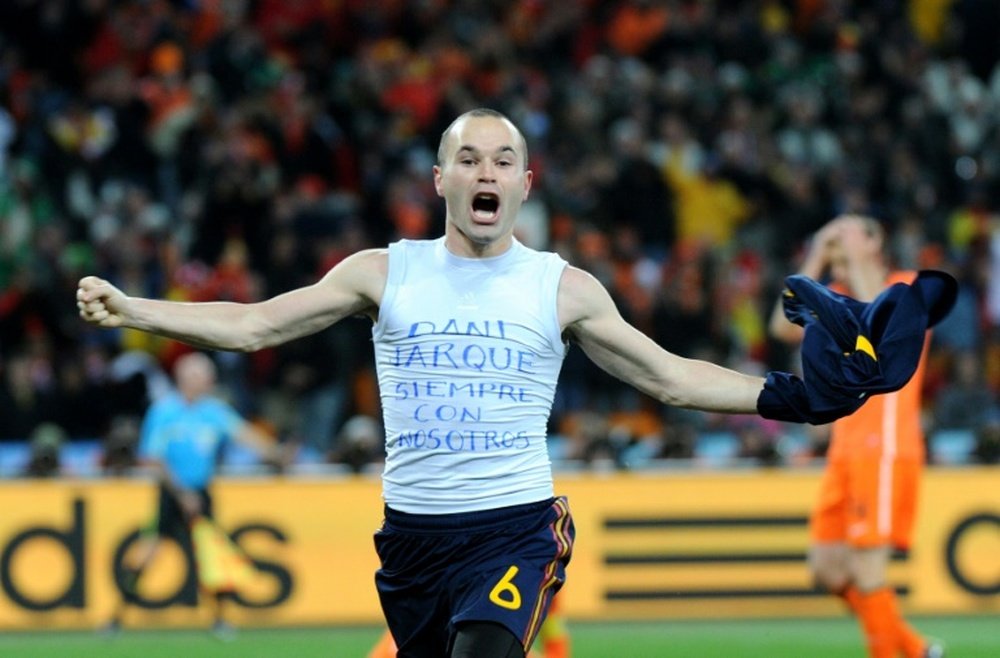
[433,165,444,197]
[522,169,533,200]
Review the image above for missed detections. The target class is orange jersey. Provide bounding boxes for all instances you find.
[827,271,928,462]
[812,271,929,549]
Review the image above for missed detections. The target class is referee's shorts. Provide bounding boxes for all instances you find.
[154,483,212,542]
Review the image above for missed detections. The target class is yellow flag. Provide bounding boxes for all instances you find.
[190,516,255,594]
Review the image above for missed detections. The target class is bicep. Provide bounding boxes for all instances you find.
[559,268,763,413]
[248,249,385,348]
[560,268,682,400]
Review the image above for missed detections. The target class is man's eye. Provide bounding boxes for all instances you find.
[497,161,513,168]
[461,159,476,165]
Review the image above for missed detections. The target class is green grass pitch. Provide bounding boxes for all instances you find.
[0,616,995,657]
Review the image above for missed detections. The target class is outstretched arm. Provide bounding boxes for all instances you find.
[77,249,388,352]
[558,266,764,414]
[234,420,297,468]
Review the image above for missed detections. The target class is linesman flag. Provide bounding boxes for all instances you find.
[190,515,256,594]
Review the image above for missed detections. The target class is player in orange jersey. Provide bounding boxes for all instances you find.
[368,627,397,658]
[530,592,570,658]
[770,215,944,658]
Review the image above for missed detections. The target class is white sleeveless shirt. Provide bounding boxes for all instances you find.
[373,237,568,514]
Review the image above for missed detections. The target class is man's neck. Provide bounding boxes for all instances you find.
[443,229,514,259]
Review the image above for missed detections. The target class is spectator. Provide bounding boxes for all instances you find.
[329,414,384,473]
[24,422,66,478]
[932,350,996,433]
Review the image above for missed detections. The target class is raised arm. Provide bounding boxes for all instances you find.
[558,266,764,414]
[77,249,388,352]
[768,221,839,344]
[770,215,887,345]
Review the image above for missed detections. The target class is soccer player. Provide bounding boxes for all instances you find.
[531,592,570,658]
[769,215,944,658]
[79,109,929,658]
[104,351,286,638]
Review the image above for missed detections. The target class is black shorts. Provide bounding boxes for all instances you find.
[374,496,575,657]
[154,483,213,543]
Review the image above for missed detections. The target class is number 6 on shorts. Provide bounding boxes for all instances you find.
[489,565,522,610]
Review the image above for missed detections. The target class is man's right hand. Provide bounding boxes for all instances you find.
[178,489,203,520]
[800,218,844,277]
[77,276,129,328]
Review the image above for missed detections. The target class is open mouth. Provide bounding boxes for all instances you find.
[472,193,500,221]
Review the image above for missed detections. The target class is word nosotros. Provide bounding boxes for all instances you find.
[394,428,530,452]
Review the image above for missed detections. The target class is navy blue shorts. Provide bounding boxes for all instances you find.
[374,496,575,657]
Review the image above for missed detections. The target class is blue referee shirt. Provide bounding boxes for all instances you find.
[138,392,244,490]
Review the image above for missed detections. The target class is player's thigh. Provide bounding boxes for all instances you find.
[888,459,922,549]
[451,622,524,658]
[849,545,893,591]
[846,455,920,548]
[156,487,188,539]
[373,528,450,656]
[810,459,849,543]
[808,541,851,590]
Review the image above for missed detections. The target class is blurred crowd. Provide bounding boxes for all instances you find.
[1,0,999,477]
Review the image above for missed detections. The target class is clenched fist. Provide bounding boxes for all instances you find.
[77,276,129,328]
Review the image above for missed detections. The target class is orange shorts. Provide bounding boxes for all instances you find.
[810,455,922,549]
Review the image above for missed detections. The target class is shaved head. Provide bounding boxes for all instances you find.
[437,108,529,171]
